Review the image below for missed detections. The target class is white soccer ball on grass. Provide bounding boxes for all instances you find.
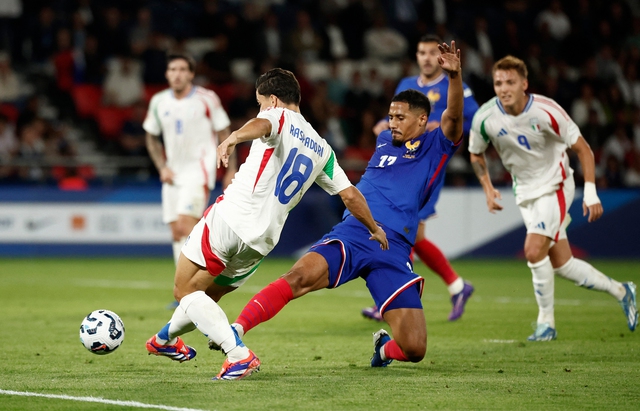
[79,309,125,355]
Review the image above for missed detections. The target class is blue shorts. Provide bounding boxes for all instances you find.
[309,216,424,315]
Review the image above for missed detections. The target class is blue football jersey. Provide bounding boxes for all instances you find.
[344,127,460,244]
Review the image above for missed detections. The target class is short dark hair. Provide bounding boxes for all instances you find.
[166,52,196,72]
[255,68,301,105]
[419,34,443,45]
[392,89,431,117]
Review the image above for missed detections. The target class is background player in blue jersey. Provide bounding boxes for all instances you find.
[363,35,479,322]
[225,41,465,368]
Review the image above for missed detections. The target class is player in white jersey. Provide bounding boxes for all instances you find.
[469,55,638,341]
[144,52,235,265]
[146,68,388,380]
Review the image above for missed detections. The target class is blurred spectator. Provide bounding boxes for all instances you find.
[325,61,348,106]
[340,109,377,183]
[600,120,632,167]
[617,62,640,107]
[624,150,640,186]
[29,6,58,63]
[0,113,17,160]
[571,83,607,129]
[16,121,46,181]
[140,32,169,85]
[599,154,625,188]
[262,11,283,62]
[287,10,324,63]
[96,7,129,59]
[536,0,571,42]
[74,34,104,84]
[117,101,147,157]
[103,55,144,107]
[0,51,21,102]
[364,13,408,60]
[581,108,609,151]
[0,0,22,62]
[53,28,74,93]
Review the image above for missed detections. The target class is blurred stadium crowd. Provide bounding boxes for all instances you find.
[1,0,640,189]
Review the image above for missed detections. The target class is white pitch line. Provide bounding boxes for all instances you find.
[0,390,210,411]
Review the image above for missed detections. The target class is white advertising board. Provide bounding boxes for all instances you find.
[0,203,170,243]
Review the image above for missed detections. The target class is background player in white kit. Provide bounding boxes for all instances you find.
[469,55,638,341]
[144,52,235,266]
[145,68,388,380]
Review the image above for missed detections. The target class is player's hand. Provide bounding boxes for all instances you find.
[437,40,461,75]
[373,120,390,136]
[217,134,237,168]
[486,188,503,213]
[369,226,389,250]
[583,201,603,222]
[426,120,440,132]
[159,166,174,184]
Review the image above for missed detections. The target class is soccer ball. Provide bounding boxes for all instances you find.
[79,309,125,355]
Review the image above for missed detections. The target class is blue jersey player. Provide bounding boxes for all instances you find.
[228,41,465,368]
[364,35,479,322]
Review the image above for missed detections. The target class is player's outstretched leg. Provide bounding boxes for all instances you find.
[554,257,637,331]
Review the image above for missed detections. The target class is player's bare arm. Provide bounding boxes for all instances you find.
[470,152,503,213]
[571,136,603,222]
[438,41,463,143]
[145,132,174,184]
[338,186,389,250]
[217,118,272,168]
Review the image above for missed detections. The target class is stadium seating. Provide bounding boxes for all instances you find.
[71,84,103,119]
[95,106,133,140]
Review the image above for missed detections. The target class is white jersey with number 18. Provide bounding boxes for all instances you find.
[469,94,582,205]
[216,107,352,255]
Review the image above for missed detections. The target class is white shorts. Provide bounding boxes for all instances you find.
[161,183,209,224]
[181,203,264,288]
[518,178,575,243]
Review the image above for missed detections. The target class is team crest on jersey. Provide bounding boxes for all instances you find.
[530,118,541,132]
[426,89,441,104]
[403,140,420,158]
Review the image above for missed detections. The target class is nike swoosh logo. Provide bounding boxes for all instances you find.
[26,218,56,231]
[377,143,387,149]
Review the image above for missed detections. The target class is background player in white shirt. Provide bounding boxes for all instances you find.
[146,68,388,380]
[469,55,638,341]
[144,52,235,266]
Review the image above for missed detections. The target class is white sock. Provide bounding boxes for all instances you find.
[528,256,555,328]
[172,238,186,265]
[447,277,464,295]
[555,257,626,300]
[180,290,249,362]
[155,304,197,345]
[380,344,388,361]
[231,322,245,338]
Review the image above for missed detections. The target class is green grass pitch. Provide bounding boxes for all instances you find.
[0,257,638,410]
